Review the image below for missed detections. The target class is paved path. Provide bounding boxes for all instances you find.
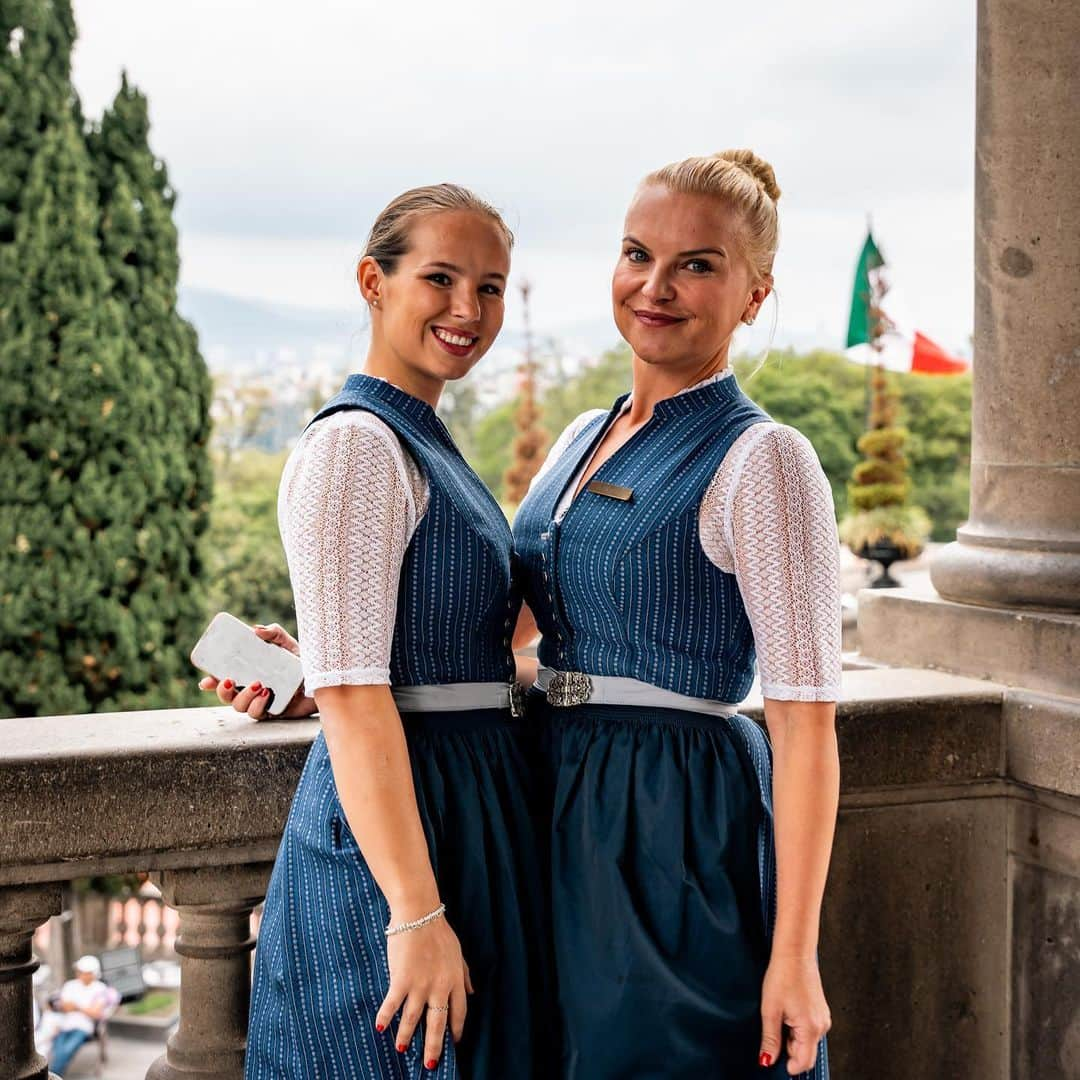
[55,1032,165,1079]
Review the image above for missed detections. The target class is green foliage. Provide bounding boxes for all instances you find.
[85,72,214,708]
[0,0,77,244]
[205,450,295,638]
[0,11,212,716]
[470,399,517,497]
[0,106,138,717]
[899,371,972,540]
[851,459,906,487]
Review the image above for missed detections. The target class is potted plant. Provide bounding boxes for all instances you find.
[839,366,930,586]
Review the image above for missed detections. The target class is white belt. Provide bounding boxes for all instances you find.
[392,681,524,717]
[534,667,739,718]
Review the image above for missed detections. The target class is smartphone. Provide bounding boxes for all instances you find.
[190,612,305,717]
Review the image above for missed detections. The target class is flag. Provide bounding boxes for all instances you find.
[844,229,969,374]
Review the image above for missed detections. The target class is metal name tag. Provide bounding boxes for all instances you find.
[586,480,634,502]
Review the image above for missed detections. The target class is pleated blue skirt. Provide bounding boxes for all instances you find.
[530,692,829,1080]
[245,709,555,1079]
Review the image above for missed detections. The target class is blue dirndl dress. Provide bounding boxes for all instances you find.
[513,374,830,1080]
[245,375,555,1079]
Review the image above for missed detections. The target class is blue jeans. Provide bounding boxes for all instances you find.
[49,1028,90,1076]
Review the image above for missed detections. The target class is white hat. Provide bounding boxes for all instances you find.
[74,955,101,977]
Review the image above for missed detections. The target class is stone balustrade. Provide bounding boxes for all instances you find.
[0,704,317,1080]
[1,668,1077,1079]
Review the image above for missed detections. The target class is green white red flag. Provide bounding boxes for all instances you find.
[844,230,969,374]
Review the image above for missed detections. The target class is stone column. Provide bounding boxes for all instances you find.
[146,863,272,1080]
[0,883,63,1080]
[930,0,1080,612]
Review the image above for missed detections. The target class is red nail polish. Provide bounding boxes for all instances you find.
[222,679,233,690]
[375,1023,384,1033]
[250,681,263,692]
[426,1060,437,1071]
[396,1044,407,1053]
[261,687,270,697]
[759,1051,773,1067]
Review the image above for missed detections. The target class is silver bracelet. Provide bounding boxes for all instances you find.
[384,903,446,937]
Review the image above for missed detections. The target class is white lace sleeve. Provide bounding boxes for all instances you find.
[700,423,842,702]
[527,409,607,493]
[277,410,429,693]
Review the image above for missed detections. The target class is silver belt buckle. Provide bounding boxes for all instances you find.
[508,682,525,719]
[546,671,593,707]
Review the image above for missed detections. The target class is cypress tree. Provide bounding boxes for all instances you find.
[86,74,213,710]
[0,106,133,716]
[0,7,209,716]
[0,0,77,246]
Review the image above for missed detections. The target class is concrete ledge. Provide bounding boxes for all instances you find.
[857,587,1080,698]
[2,668,1074,885]
[0,707,319,886]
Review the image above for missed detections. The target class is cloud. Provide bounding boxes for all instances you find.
[71,0,976,350]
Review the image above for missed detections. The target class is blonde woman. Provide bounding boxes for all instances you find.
[513,151,838,1078]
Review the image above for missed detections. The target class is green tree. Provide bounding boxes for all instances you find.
[86,73,213,706]
[0,0,77,246]
[0,109,135,716]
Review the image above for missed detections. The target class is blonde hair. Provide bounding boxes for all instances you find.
[363,183,514,275]
[642,149,780,283]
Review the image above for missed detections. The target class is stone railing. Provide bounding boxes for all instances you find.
[1,667,1076,1079]
[0,704,319,1080]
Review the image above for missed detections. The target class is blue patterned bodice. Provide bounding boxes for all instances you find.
[308,374,518,686]
[513,374,770,702]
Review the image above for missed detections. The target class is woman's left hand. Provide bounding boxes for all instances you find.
[759,954,831,1074]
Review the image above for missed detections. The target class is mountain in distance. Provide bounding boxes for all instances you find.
[178,287,365,371]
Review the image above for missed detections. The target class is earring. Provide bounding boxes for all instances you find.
[744,314,755,325]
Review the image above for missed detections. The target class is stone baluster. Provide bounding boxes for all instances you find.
[146,863,272,1080]
[0,883,63,1080]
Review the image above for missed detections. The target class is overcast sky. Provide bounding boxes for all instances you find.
[70,0,976,357]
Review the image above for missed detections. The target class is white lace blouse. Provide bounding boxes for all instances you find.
[279,372,842,702]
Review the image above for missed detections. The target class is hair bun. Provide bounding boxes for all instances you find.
[714,149,781,203]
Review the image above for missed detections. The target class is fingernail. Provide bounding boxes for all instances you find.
[375,1022,384,1032]
[759,1051,773,1067]
[250,681,263,692]
[425,1061,437,1071]
[396,1044,407,1053]
[222,679,233,690]
[261,687,270,697]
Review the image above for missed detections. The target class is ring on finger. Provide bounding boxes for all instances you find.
[427,1003,449,1013]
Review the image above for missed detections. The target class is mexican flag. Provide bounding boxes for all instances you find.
[845,231,969,374]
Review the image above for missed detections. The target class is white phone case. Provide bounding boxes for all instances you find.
[190,612,305,717]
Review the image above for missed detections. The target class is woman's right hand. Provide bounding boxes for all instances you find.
[375,915,472,1069]
[198,622,317,719]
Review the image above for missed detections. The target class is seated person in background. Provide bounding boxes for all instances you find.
[35,955,119,1076]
